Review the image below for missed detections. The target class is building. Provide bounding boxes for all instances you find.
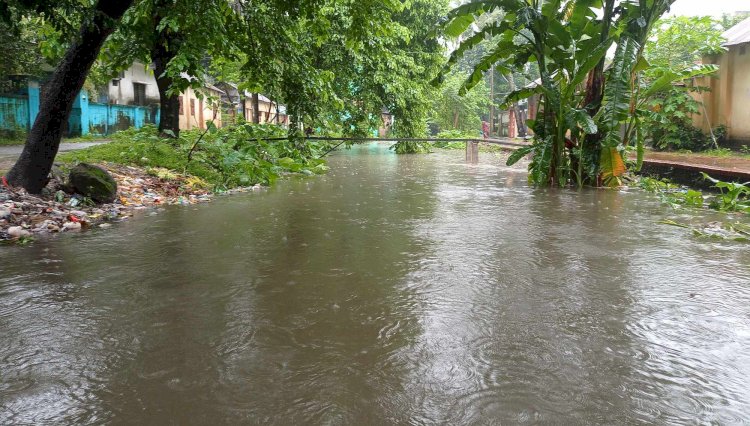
[178,77,224,130]
[214,84,290,127]
[104,62,160,106]
[694,17,750,145]
[379,108,393,137]
[242,92,289,126]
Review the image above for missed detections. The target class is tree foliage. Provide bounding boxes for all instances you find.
[430,70,491,134]
[645,16,727,69]
[235,0,448,147]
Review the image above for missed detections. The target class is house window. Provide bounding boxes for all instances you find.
[741,45,747,55]
[112,79,119,87]
[190,99,196,116]
[133,83,147,106]
[179,97,184,115]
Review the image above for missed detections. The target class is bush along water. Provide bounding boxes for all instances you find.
[644,86,719,152]
[60,124,333,191]
[639,174,750,241]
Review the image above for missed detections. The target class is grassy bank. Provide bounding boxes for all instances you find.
[58,124,332,191]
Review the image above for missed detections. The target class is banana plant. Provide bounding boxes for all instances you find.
[593,0,677,186]
[438,0,679,187]
[438,0,612,186]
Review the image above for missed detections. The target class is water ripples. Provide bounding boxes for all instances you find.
[1,145,749,423]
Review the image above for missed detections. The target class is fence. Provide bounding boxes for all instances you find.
[0,96,30,135]
[0,80,158,137]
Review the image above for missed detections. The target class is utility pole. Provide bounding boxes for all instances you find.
[489,64,495,137]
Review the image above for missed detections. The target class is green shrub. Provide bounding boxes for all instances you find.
[645,86,716,152]
[59,124,333,191]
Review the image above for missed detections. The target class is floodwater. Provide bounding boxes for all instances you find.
[1,144,749,424]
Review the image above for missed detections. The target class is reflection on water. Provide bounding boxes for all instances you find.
[1,143,749,423]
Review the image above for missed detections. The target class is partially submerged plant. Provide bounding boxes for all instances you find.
[638,176,705,208]
[659,219,750,242]
[701,173,750,213]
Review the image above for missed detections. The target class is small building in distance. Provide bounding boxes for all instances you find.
[104,65,225,131]
[104,62,160,106]
[694,17,750,147]
[242,92,289,126]
[178,78,225,130]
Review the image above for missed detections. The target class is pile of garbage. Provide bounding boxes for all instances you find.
[1,162,257,242]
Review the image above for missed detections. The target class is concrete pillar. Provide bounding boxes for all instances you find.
[72,91,90,135]
[465,140,479,163]
[26,80,40,130]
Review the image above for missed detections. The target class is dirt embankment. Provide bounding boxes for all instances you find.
[1,163,259,243]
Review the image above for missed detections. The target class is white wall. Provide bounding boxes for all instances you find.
[107,61,160,105]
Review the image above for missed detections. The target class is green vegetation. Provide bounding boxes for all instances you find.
[643,81,716,152]
[430,71,492,135]
[638,15,744,153]
[440,0,678,188]
[59,124,331,191]
[639,175,750,214]
[2,0,453,193]
[436,2,750,187]
[644,16,727,69]
[431,130,477,149]
[659,219,750,242]
[675,148,750,159]
[702,173,750,213]
[0,137,25,146]
[641,175,750,241]
[639,176,705,208]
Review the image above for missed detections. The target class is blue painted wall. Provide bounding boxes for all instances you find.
[0,96,30,133]
[86,103,159,136]
[2,83,159,137]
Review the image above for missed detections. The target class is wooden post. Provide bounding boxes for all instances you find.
[465,140,479,163]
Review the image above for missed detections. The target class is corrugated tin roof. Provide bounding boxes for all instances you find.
[723,16,750,47]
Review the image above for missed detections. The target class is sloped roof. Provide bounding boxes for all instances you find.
[723,16,750,47]
[242,91,271,103]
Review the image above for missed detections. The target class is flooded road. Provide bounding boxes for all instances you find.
[1,144,749,424]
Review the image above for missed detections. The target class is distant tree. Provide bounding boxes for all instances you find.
[645,16,727,68]
[719,12,750,31]
[0,18,46,81]
[431,70,491,133]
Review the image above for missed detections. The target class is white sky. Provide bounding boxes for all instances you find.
[667,0,750,17]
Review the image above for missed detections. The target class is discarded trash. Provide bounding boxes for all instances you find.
[63,221,82,231]
[1,161,247,243]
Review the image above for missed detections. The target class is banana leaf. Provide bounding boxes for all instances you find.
[600,146,626,187]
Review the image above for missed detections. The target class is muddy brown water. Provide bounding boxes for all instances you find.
[1,144,749,424]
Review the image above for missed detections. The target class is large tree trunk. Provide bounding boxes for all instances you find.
[251,93,260,124]
[151,2,182,138]
[6,1,134,193]
[152,39,181,137]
